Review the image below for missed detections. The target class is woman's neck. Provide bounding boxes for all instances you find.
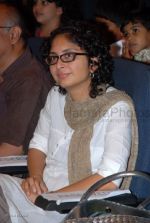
[67,84,91,102]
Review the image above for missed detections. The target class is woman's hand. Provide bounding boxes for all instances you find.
[27,191,39,204]
[21,175,48,201]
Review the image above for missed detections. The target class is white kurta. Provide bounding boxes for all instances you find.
[0,86,132,223]
[0,174,66,223]
[29,86,132,190]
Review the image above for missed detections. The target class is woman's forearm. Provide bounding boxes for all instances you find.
[56,174,117,193]
[34,173,117,210]
[27,148,46,177]
[21,149,47,200]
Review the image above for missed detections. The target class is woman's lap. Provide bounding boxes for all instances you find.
[0,174,65,223]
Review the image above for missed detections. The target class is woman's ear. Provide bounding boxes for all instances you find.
[89,57,99,73]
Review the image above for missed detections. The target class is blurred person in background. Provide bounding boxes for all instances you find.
[94,0,145,57]
[28,0,67,67]
[0,2,51,156]
[121,9,150,64]
[32,0,64,37]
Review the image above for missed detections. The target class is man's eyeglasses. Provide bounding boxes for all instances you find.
[45,52,88,65]
[0,26,13,29]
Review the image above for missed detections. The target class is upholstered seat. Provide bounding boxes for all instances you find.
[113,58,150,198]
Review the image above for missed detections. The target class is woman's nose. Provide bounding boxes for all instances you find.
[56,58,65,69]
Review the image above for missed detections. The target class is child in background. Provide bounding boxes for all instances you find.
[94,0,145,57]
[33,0,64,37]
[28,0,67,66]
[94,0,124,57]
[121,9,150,64]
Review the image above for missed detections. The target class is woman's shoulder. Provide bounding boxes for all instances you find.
[106,86,133,109]
[48,86,64,97]
[46,86,66,106]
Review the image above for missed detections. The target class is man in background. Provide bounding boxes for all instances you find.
[0,2,51,156]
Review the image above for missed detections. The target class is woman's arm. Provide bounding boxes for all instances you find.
[28,173,116,204]
[27,148,46,178]
[21,149,48,196]
[21,90,53,197]
[31,174,116,210]
[56,173,117,193]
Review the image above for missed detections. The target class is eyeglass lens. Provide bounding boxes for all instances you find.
[46,52,88,65]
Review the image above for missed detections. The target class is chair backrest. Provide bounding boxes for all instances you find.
[113,58,150,198]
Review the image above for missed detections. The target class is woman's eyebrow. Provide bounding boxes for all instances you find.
[50,48,82,54]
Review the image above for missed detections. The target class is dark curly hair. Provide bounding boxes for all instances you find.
[121,9,150,33]
[33,0,63,7]
[44,20,114,98]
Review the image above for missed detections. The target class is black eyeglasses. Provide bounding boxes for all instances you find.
[45,52,88,65]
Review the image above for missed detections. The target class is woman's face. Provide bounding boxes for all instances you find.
[48,34,95,94]
[33,0,62,25]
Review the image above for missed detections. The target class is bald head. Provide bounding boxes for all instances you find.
[0,3,27,40]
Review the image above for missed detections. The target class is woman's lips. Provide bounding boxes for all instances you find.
[57,72,70,79]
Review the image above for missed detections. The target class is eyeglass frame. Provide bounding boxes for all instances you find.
[45,52,88,66]
[0,26,14,31]
[0,26,13,29]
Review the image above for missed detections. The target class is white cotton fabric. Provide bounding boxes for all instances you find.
[111,39,124,56]
[0,174,66,223]
[29,86,132,191]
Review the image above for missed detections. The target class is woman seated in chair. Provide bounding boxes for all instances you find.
[0,20,138,223]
